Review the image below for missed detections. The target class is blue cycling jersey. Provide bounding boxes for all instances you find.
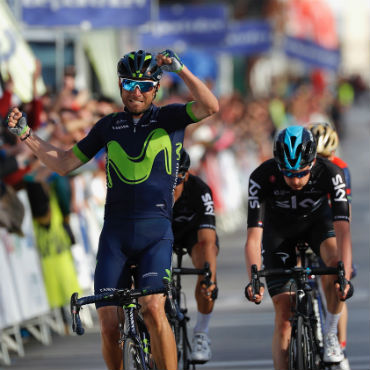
[73,103,197,219]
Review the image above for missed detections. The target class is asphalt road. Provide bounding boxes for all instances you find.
[3,102,370,370]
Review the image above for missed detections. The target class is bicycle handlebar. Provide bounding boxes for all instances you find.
[249,261,346,295]
[70,285,169,336]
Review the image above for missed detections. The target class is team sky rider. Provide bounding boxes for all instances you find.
[7,49,219,370]
[309,122,353,370]
[173,149,219,363]
[244,126,353,370]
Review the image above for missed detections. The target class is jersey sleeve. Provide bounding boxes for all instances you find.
[247,166,266,228]
[159,103,198,131]
[197,183,216,230]
[326,162,350,222]
[72,117,106,163]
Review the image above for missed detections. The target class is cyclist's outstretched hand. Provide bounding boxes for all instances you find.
[245,282,265,305]
[335,279,354,301]
[156,49,184,74]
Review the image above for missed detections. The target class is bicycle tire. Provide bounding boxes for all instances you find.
[123,338,145,370]
[289,315,318,370]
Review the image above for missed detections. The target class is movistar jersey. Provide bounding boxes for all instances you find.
[247,156,350,228]
[73,103,197,219]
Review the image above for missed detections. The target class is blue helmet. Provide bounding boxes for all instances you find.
[273,126,316,170]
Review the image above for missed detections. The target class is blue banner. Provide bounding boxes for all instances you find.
[284,36,340,71]
[220,21,273,55]
[138,4,227,48]
[21,0,151,28]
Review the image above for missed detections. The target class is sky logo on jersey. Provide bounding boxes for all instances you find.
[331,174,347,202]
[106,128,172,186]
[248,179,261,209]
[201,193,215,215]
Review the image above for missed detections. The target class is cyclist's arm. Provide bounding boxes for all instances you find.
[197,227,218,279]
[21,132,83,176]
[177,66,219,122]
[333,220,352,281]
[244,227,263,281]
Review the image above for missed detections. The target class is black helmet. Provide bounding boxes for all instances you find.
[117,50,162,81]
[273,126,316,170]
[179,149,191,174]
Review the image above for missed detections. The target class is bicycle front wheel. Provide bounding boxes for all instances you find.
[289,315,317,370]
[123,338,145,370]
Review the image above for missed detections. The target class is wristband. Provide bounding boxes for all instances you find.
[20,128,32,141]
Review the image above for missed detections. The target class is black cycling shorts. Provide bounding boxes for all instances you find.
[262,205,335,298]
[173,228,219,256]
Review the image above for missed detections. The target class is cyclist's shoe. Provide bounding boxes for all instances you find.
[338,350,351,370]
[323,333,344,363]
[191,332,211,363]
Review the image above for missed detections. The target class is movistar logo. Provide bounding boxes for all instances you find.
[106,128,172,186]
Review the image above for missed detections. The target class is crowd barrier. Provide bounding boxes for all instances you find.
[0,147,258,366]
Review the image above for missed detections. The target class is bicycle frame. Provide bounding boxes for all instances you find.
[120,303,150,369]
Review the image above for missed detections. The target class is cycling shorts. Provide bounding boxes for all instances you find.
[173,228,219,256]
[262,205,335,297]
[94,217,173,308]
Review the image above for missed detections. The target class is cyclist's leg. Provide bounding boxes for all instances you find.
[140,293,176,370]
[311,208,344,362]
[262,223,297,370]
[135,219,177,370]
[271,292,293,370]
[97,307,123,370]
[189,228,219,363]
[337,302,348,347]
[94,219,132,370]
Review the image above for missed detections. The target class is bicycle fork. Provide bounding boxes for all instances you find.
[121,305,149,369]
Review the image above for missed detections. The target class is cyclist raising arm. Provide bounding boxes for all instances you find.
[7,49,219,370]
[244,126,353,370]
[173,149,219,363]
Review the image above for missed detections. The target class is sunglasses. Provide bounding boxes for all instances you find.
[120,78,158,93]
[281,169,311,178]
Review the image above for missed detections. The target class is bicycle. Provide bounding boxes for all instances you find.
[70,266,173,370]
[167,245,213,370]
[250,241,347,370]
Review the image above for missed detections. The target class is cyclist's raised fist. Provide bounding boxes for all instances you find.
[156,49,184,74]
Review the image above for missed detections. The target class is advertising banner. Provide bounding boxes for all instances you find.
[21,0,151,28]
[0,231,22,329]
[221,21,273,55]
[283,36,340,71]
[139,4,227,49]
[7,191,49,320]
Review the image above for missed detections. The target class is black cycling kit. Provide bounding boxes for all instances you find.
[173,174,218,254]
[247,157,350,297]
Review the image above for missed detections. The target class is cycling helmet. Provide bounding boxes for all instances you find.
[308,122,338,157]
[179,149,191,174]
[117,50,162,81]
[273,126,316,170]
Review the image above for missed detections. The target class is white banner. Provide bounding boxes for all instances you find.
[0,230,22,329]
[7,191,49,320]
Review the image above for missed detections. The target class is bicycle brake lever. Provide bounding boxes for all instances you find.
[251,265,261,301]
[337,261,346,295]
[200,262,212,287]
[70,292,85,336]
